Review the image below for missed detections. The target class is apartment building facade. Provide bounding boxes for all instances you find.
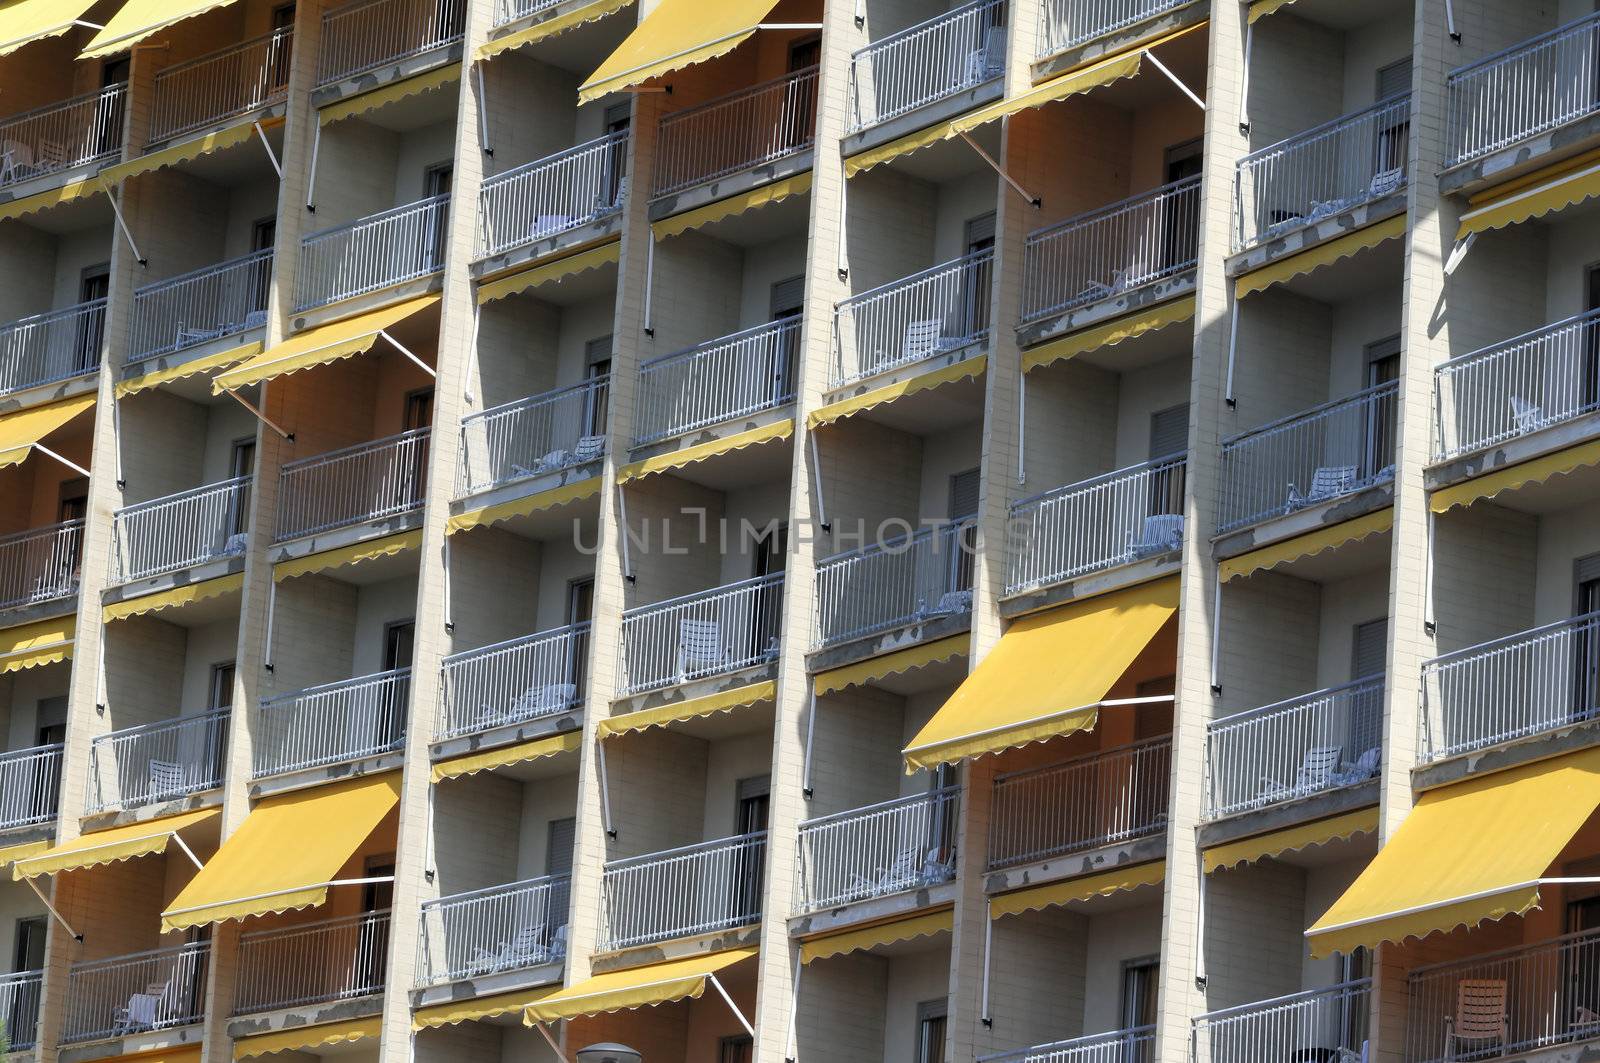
[0,0,1595,1060]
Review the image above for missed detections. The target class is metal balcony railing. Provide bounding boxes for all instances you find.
[813,519,975,648]
[236,910,391,1013]
[0,743,62,832]
[1193,980,1372,1063]
[0,518,84,611]
[1217,381,1398,533]
[1434,308,1600,461]
[1037,0,1191,59]
[1447,12,1600,166]
[254,668,409,778]
[848,0,1008,132]
[1420,610,1600,763]
[1006,454,1185,594]
[317,0,466,85]
[1405,928,1600,1062]
[618,573,785,695]
[477,131,628,259]
[457,376,609,495]
[149,28,294,143]
[129,250,273,363]
[0,85,126,190]
[275,428,430,541]
[795,787,960,911]
[654,67,819,197]
[1021,175,1202,323]
[0,969,42,1051]
[416,874,570,985]
[600,831,767,951]
[495,0,565,27]
[1205,677,1383,820]
[979,1025,1156,1063]
[297,194,449,310]
[61,941,208,1043]
[988,737,1171,869]
[0,297,105,395]
[1235,93,1411,250]
[634,318,800,444]
[87,709,230,814]
[832,248,993,387]
[438,622,589,739]
[112,476,252,584]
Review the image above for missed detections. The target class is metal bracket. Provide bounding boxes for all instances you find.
[808,431,829,533]
[958,131,1041,208]
[1147,50,1206,110]
[597,737,617,838]
[253,121,282,179]
[98,179,147,266]
[222,387,293,440]
[34,443,91,480]
[709,973,756,1037]
[24,877,82,942]
[1444,232,1476,276]
[380,330,436,377]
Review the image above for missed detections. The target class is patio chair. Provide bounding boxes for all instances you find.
[1128,514,1184,558]
[1510,396,1547,435]
[964,25,1006,84]
[1331,747,1381,787]
[148,759,185,800]
[1368,168,1404,198]
[1443,978,1509,1060]
[677,618,732,681]
[572,435,606,463]
[1257,745,1342,804]
[470,924,547,974]
[113,979,169,1034]
[1287,466,1358,510]
[33,138,67,174]
[508,682,577,718]
[531,214,571,240]
[902,319,945,362]
[846,845,924,899]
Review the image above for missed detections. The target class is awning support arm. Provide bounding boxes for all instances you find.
[169,832,204,871]
[709,973,755,1038]
[442,536,454,633]
[33,444,91,480]
[980,900,994,1025]
[616,484,635,582]
[533,1023,571,1062]
[1017,371,1027,485]
[596,737,617,838]
[1424,510,1437,635]
[1146,50,1205,110]
[959,131,1040,208]
[1444,0,1460,42]
[263,576,277,672]
[1238,24,1252,135]
[98,180,147,267]
[475,63,493,157]
[1444,232,1476,276]
[253,121,282,179]
[1209,567,1223,694]
[111,398,125,490]
[380,331,435,377]
[643,238,656,336]
[1224,299,1239,407]
[306,123,321,211]
[784,951,802,1063]
[161,876,396,919]
[24,877,82,942]
[808,431,829,532]
[802,690,817,798]
[223,387,293,440]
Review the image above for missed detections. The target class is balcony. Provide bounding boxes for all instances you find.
[112,477,252,584]
[296,195,449,311]
[437,622,589,740]
[476,132,628,261]
[0,743,62,832]
[1192,979,1371,1063]
[794,787,959,911]
[832,249,993,387]
[1006,455,1185,595]
[1020,175,1201,324]
[1217,381,1398,534]
[1205,678,1383,820]
[600,831,767,951]
[148,28,293,144]
[494,0,567,27]
[275,428,429,542]
[979,1025,1154,1063]
[416,874,570,985]
[654,67,819,198]
[1420,611,1600,764]
[618,574,785,696]
[812,519,974,649]
[253,668,408,779]
[847,0,1008,133]
[0,969,41,1051]
[635,319,800,444]
[1235,93,1411,251]
[0,298,105,396]
[0,86,126,190]
[458,378,608,497]
[61,941,208,1043]
[236,911,391,1013]
[1037,0,1191,59]
[128,250,272,364]
[87,710,230,815]
[0,518,84,612]
[987,738,1170,869]
[317,0,467,86]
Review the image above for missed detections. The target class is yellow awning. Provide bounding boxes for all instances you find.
[415,984,562,1029]
[161,773,400,932]
[1430,439,1600,514]
[81,0,241,58]
[212,294,440,394]
[446,477,601,534]
[321,64,463,127]
[1307,746,1600,959]
[103,573,244,623]
[617,419,793,484]
[808,357,986,430]
[115,341,262,399]
[13,808,218,881]
[431,730,582,783]
[1235,214,1407,300]
[273,529,422,582]
[903,577,1177,772]
[0,839,51,868]
[1218,508,1393,583]
[476,240,620,306]
[577,0,782,104]
[1247,0,1299,23]
[801,909,952,965]
[599,680,776,739]
[813,635,968,697]
[0,177,101,224]
[1456,150,1600,240]
[1022,296,1196,373]
[1203,806,1379,874]
[0,393,96,469]
[102,121,259,184]
[479,0,634,60]
[0,616,74,674]
[523,947,757,1025]
[233,1016,381,1059]
[652,173,813,241]
[112,1048,199,1063]
[991,860,1165,919]
[0,0,101,56]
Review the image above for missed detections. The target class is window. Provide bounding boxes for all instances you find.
[566,578,595,626]
[1349,619,1387,767]
[718,1035,753,1063]
[1147,404,1189,517]
[75,264,109,371]
[948,468,980,595]
[1574,554,1600,719]
[1120,957,1160,1031]
[1374,59,1411,175]
[545,818,576,878]
[584,336,613,438]
[916,999,948,1063]
[12,917,44,973]
[961,213,995,338]
[208,663,235,710]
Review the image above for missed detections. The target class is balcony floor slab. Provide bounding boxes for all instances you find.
[843,80,1005,160]
[1439,109,1600,199]
[249,747,406,800]
[0,598,77,638]
[1226,194,1406,282]
[1427,408,1600,495]
[1017,273,1194,353]
[0,821,53,852]
[649,150,813,222]
[228,992,383,1040]
[1000,554,1179,621]
[0,157,111,215]
[430,706,582,762]
[311,42,464,109]
[59,1022,203,1063]
[291,270,443,333]
[410,958,564,1010]
[119,324,267,401]
[788,881,957,940]
[1213,483,1394,564]
[450,461,602,533]
[142,100,288,161]
[983,832,1167,896]
[1414,716,1600,794]
[472,221,623,282]
[0,369,98,418]
[1197,778,1378,852]
[808,611,970,677]
[825,336,987,411]
[270,508,424,567]
[590,924,761,976]
[610,662,778,723]
[1031,0,1207,84]
[103,554,245,615]
[82,787,222,836]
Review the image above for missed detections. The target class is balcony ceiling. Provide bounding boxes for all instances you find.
[1090,24,1209,114]
[694,189,810,249]
[882,120,1000,185]
[171,123,285,190]
[844,369,984,437]
[1266,231,1403,304]
[1281,0,1405,32]
[512,7,634,77]
[357,80,460,134]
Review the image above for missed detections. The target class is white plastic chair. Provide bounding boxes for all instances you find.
[1258,746,1341,803]
[677,619,731,681]
[901,319,944,361]
[1128,514,1184,558]
[572,435,606,463]
[148,759,185,800]
[1510,396,1546,435]
[1443,978,1509,1060]
[471,924,545,974]
[1287,465,1357,509]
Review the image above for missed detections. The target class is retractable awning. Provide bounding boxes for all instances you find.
[652,173,813,241]
[598,680,776,739]
[233,1017,380,1059]
[1234,214,1407,300]
[577,0,783,104]
[1247,0,1300,23]
[991,860,1165,919]
[320,65,461,127]
[115,341,261,399]
[80,0,241,59]
[272,530,422,583]
[0,616,74,674]
[807,357,986,430]
[0,0,101,57]
[522,947,756,1025]
[102,119,269,185]
[479,0,634,61]
[800,909,952,964]
[415,984,562,1029]
[1204,806,1378,874]
[0,394,95,470]
[813,634,969,698]
[102,573,243,623]
[446,478,601,535]
[617,419,793,483]
[902,577,1178,773]
[212,295,439,395]
[13,808,218,881]
[1430,439,1600,514]
[432,730,582,783]
[160,773,400,932]
[1456,150,1600,241]
[1022,296,1196,373]
[1306,747,1600,958]
[1218,509,1393,583]
[477,240,620,306]
[0,178,102,224]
